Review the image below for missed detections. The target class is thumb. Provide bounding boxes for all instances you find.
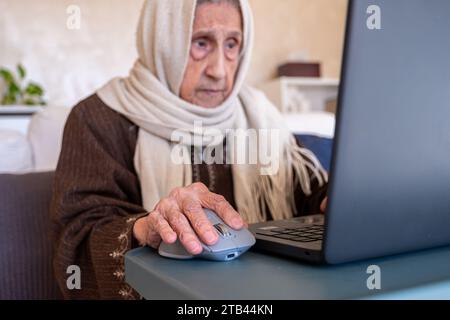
[320,197,328,213]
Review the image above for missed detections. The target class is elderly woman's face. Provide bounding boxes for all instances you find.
[180,2,243,108]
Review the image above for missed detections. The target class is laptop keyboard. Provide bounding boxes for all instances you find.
[255,224,324,242]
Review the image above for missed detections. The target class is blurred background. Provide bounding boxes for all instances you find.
[0,0,347,173]
[0,0,347,300]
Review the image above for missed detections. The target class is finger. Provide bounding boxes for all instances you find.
[148,210,177,244]
[136,220,160,249]
[181,199,218,246]
[200,192,244,230]
[166,208,203,255]
[320,197,328,213]
[147,233,163,249]
[143,216,162,249]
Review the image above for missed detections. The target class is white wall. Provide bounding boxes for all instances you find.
[248,0,347,85]
[0,0,144,107]
[0,0,346,108]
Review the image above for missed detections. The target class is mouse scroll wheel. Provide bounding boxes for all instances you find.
[214,223,232,237]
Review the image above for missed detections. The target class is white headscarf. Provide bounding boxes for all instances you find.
[97,0,327,223]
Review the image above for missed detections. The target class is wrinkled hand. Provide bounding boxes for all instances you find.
[133,182,247,255]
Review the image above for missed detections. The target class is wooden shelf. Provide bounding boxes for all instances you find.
[259,77,340,114]
[0,106,44,116]
[279,77,339,87]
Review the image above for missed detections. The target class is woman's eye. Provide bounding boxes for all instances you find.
[191,39,210,60]
[226,41,237,50]
[225,39,240,59]
[195,39,208,49]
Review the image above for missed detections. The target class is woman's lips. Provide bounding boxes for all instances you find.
[197,89,225,97]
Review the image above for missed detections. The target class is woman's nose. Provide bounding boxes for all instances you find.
[206,49,227,81]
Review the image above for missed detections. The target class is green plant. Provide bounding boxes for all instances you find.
[0,63,46,106]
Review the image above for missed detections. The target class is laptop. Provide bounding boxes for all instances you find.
[249,0,450,264]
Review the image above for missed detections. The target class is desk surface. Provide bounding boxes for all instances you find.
[125,246,450,300]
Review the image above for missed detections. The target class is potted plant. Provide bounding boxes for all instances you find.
[0,63,46,115]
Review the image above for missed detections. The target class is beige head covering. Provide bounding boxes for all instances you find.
[97,0,327,223]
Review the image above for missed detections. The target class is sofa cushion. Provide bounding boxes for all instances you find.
[0,171,61,299]
[0,130,33,174]
[283,112,335,139]
[296,134,333,172]
[27,106,71,172]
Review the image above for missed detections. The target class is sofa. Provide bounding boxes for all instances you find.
[0,106,335,174]
[0,107,334,299]
[0,171,62,299]
[0,106,71,174]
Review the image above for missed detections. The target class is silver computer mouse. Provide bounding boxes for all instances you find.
[158,209,255,261]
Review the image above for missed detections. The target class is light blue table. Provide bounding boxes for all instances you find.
[125,245,450,300]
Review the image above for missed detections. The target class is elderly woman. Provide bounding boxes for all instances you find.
[51,0,328,299]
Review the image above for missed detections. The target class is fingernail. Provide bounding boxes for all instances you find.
[232,217,243,228]
[204,231,217,243]
[167,233,177,242]
[188,241,201,252]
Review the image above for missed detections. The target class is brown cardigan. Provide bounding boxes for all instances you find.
[50,94,328,300]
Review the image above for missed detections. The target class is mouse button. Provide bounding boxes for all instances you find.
[158,241,195,260]
[203,208,219,219]
[233,229,256,247]
[201,242,212,253]
[208,237,234,252]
